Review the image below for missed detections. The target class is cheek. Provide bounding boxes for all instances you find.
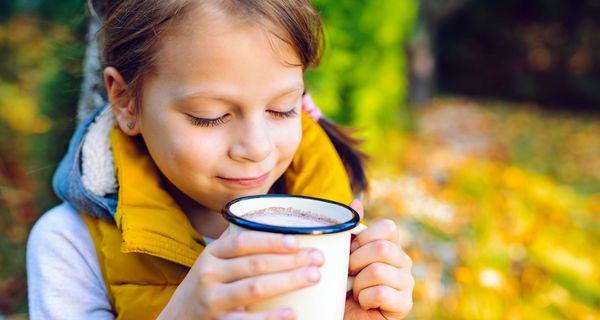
[276,119,302,159]
[166,132,226,171]
[141,117,224,176]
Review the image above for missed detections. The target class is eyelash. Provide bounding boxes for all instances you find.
[187,108,298,127]
[187,115,227,127]
[269,108,298,119]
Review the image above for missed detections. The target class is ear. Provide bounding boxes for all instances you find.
[104,66,140,136]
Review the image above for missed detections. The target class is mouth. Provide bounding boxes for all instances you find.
[217,171,271,188]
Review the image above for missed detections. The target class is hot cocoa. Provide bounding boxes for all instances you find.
[241,207,339,227]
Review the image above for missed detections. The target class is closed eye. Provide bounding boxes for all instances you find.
[268,108,298,119]
[186,114,229,127]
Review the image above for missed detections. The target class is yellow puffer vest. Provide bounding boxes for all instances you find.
[82,112,354,319]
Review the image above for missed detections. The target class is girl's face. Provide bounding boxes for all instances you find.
[134,12,304,212]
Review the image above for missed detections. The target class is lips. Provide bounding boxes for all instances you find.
[218,171,271,187]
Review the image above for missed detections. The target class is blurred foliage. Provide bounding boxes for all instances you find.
[0,0,85,316]
[307,0,418,146]
[367,97,600,319]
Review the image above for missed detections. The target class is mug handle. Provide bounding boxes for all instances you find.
[346,223,368,292]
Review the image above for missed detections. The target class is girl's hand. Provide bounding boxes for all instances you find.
[344,200,414,320]
[158,228,324,320]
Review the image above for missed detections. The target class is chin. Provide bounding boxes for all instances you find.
[233,189,268,199]
[199,183,276,212]
[234,187,272,200]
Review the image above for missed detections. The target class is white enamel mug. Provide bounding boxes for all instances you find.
[222,195,366,320]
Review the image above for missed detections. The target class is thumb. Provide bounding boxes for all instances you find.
[349,199,364,221]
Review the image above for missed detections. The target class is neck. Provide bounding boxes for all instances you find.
[163,178,229,239]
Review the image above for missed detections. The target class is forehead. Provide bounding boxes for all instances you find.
[148,8,302,95]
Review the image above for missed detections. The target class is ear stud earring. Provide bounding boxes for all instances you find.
[126,122,135,130]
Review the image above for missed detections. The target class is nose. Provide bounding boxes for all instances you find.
[228,117,274,163]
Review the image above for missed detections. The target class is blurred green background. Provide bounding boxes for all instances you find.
[1,0,599,319]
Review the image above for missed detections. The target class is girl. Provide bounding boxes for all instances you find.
[27,1,414,319]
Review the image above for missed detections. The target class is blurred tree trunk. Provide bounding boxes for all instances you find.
[77,0,107,123]
[408,0,471,106]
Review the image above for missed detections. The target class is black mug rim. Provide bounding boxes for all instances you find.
[221,195,360,235]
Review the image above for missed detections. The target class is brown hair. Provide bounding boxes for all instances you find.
[100,0,367,194]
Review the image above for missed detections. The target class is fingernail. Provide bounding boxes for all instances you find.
[309,250,324,265]
[279,308,294,320]
[350,241,359,252]
[305,266,320,282]
[282,235,298,249]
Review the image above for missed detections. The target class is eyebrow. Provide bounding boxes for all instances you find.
[175,84,305,103]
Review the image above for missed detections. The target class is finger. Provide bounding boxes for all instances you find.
[210,230,299,258]
[351,219,400,253]
[349,199,364,221]
[218,248,325,283]
[352,262,414,302]
[357,285,413,318]
[214,266,321,309]
[220,308,295,320]
[349,240,412,274]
